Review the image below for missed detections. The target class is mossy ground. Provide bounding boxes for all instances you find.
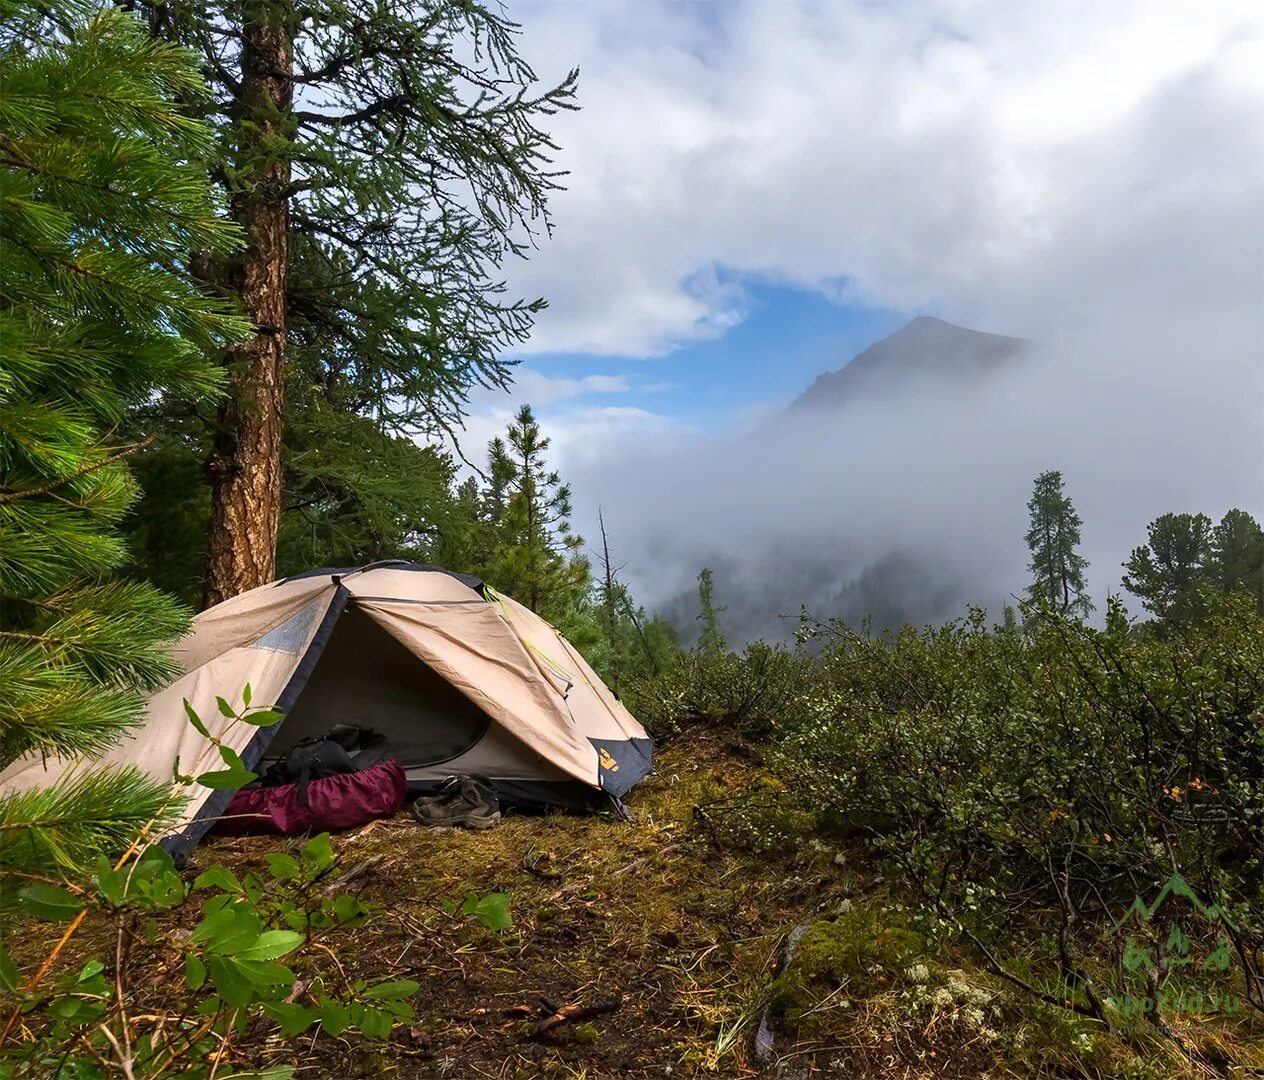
[12,731,1264,1077]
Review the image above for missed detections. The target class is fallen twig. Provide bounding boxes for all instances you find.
[530,996,622,1037]
[322,854,387,894]
[613,843,680,876]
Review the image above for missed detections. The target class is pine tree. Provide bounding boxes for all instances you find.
[137,0,578,605]
[0,4,246,874]
[1023,470,1093,619]
[1123,512,1216,624]
[696,567,727,656]
[1211,508,1264,613]
[1000,604,1019,633]
[483,405,587,617]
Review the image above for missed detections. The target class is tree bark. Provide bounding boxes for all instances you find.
[203,2,293,608]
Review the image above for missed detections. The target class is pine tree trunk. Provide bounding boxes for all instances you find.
[203,3,292,608]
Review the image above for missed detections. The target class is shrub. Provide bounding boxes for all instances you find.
[623,641,814,741]
[771,594,1264,1032]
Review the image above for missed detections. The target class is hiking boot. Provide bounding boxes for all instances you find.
[412,776,500,829]
[411,775,462,811]
[412,773,495,810]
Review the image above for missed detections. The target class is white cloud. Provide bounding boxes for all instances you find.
[506,0,1262,356]
[452,368,677,475]
[469,0,1264,633]
[506,369,631,406]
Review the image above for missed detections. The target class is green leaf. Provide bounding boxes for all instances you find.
[192,905,262,954]
[332,894,364,924]
[208,955,253,1007]
[183,699,210,739]
[185,953,207,991]
[195,768,255,790]
[242,708,284,727]
[459,892,512,931]
[216,696,237,718]
[95,856,125,906]
[363,979,418,1001]
[133,845,176,882]
[218,744,246,771]
[235,959,294,987]
[242,683,252,707]
[360,1006,393,1039]
[193,866,242,893]
[77,960,105,982]
[301,833,334,871]
[237,930,304,961]
[18,883,85,922]
[320,999,350,1036]
[0,941,19,992]
[265,1002,319,1037]
[265,853,301,881]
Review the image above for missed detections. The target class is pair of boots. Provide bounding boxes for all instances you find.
[412,774,500,829]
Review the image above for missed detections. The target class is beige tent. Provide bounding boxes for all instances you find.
[0,562,652,858]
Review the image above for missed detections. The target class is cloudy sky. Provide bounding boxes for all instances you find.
[458,0,1264,626]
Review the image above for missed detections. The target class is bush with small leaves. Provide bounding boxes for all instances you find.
[771,593,1264,1033]
[624,641,814,741]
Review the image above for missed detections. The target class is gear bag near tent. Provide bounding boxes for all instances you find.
[0,562,653,859]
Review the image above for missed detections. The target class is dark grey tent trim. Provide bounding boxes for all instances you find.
[163,584,351,864]
[279,560,484,593]
[589,736,654,798]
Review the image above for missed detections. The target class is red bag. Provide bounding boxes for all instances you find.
[214,758,407,836]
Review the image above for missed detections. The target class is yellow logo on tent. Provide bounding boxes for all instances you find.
[598,748,620,772]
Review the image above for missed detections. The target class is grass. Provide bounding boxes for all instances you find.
[9,730,1264,1077]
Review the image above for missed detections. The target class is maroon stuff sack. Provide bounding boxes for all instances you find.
[214,758,407,836]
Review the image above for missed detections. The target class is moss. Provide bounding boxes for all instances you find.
[767,907,931,1030]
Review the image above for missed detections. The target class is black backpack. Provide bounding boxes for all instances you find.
[261,725,390,807]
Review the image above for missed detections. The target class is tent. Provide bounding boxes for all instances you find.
[0,562,653,858]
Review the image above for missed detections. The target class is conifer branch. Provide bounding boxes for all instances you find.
[0,437,154,503]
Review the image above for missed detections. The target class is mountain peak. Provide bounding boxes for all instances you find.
[791,317,1027,411]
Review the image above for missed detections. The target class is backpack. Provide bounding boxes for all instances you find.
[260,725,390,807]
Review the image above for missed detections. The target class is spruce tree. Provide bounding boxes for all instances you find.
[0,4,245,873]
[1123,512,1216,624]
[1023,470,1093,619]
[1211,508,1264,613]
[137,0,578,605]
[696,567,728,656]
[483,405,587,617]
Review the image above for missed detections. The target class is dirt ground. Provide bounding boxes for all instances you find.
[194,732,852,1078]
[11,732,1262,1078]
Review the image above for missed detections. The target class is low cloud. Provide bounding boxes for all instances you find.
[458,1,1264,637]
[508,0,1263,357]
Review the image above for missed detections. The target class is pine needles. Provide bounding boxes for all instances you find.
[0,3,248,877]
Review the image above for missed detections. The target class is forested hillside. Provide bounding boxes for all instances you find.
[0,2,1261,1078]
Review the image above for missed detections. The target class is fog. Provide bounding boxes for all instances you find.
[561,101,1264,640]
[470,2,1264,641]
[577,297,1263,641]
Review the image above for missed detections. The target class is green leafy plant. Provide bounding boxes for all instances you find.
[0,693,415,1077]
[442,891,513,932]
[2,831,413,1078]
